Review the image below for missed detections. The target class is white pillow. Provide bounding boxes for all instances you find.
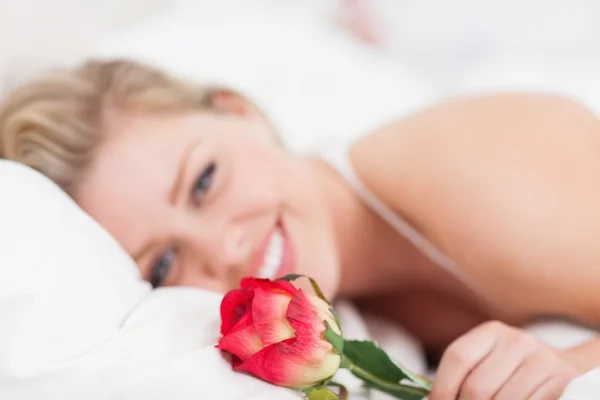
[562,368,600,399]
[0,160,299,400]
[87,0,439,153]
[0,0,170,99]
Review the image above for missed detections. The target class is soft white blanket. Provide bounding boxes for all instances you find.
[0,156,597,400]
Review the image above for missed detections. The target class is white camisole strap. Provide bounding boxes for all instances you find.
[320,147,480,291]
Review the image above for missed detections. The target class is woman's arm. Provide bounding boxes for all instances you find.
[350,91,600,400]
[350,92,600,322]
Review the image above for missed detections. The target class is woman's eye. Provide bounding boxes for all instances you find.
[150,247,178,288]
[192,162,216,204]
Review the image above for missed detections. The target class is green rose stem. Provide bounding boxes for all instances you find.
[305,329,432,400]
[279,274,432,400]
[326,325,432,400]
[341,356,430,399]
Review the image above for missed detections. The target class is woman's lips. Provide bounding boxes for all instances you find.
[249,221,294,279]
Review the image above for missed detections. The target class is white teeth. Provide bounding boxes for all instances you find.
[258,228,284,279]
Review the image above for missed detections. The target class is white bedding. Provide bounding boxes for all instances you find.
[87,0,440,155]
[0,160,419,400]
[0,161,596,400]
[2,1,600,398]
[0,161,301,400]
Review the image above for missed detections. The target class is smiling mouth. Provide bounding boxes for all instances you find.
[257,227,285,279]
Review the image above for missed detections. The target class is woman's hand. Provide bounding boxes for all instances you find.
[429,320,579,400]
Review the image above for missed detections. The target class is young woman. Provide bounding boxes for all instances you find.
[2,59,600,399]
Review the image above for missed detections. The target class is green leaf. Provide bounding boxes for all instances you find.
[277,274,330,305]
[324,320,344,355]
[343,340,410,383]
[343,340,432,391]
[303,387,342,400]
[341,353,429,399]
[399,368,433,391]
[278,273,304,282]
[306,277,328,304]
[329,307,342,330]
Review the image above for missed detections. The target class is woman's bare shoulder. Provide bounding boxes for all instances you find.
[349,92,600,218]
[348,92,600,320]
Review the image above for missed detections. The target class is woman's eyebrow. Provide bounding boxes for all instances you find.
[169,139,203,204]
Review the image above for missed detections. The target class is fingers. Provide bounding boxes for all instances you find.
[494,353,555,400]
[458,331,534,400]
[429,321,500,400]
[430,320,574,400]
[529,375,573,400]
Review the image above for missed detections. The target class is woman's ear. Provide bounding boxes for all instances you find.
[210,88,284,147]
[210,90,257,117]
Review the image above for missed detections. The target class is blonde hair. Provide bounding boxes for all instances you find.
[0,59,249,196]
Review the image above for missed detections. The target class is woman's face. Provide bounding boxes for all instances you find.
[76,101,341,298]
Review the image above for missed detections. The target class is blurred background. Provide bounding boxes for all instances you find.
[1,0,600,152]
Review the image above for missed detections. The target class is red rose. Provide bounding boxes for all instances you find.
[216,278,342,389]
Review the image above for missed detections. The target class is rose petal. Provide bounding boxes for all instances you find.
[241,277,297,295]
[235,338,297,386]
[236,289,341,388]
[284,290,341,384]
[220,289,254,335]
[306,293,342,336]
[216,312,263,362]
[236,338,340,389]
[285,289,327,341]
[230,354,243,368]
[252,287,296,346]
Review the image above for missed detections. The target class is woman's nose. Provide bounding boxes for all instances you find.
[207,225,252,277]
